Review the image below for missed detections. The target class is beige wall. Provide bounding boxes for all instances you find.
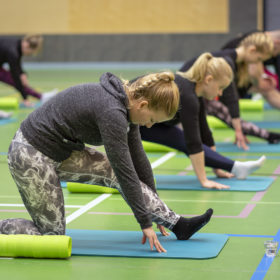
[0,0,228,34]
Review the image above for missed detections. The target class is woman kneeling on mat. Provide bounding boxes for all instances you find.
[140,53,266,190]
[0,71,213,253]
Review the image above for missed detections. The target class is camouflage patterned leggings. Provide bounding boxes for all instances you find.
[0,129,179,235]
[205,99,269,140]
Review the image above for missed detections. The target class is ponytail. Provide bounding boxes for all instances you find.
[237,32,274,87]
[178,52,233,84]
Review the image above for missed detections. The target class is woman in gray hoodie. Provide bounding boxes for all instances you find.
[0,71,213,253]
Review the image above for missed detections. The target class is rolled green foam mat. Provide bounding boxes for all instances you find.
[67,182,120,194]
[207,116,228,129]
[239,99,264,111]
[142,141,176,153]
[0,234,72,258]
[0,97,19,109]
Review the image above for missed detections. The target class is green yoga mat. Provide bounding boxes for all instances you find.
[0,97,19,109]
[0,234,72,258]
[67,229,229,259]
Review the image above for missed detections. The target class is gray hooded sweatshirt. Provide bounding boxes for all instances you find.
[21,72,156,229]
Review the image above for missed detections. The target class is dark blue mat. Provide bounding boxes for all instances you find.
[155,175,274,191]
[216,142,280,153]
[66,229,228,259]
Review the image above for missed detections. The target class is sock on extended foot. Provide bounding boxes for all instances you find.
[0,110,12,119]
[231,155,266,179]
[172,208,213,240]
[267,132,280,144]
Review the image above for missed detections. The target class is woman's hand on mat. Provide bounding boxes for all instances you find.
[201,179,230,190]
[142,227,167,253]
[213,169,234,179]
[157,224,170,236]
[234,131,250,150]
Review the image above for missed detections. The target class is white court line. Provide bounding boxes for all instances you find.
[0,203,83,208]
[66,194,111,224]
[151,152,176,169]
[65,152,176,224]
[2,199,280,208]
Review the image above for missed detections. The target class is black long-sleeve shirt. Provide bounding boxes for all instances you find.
[163,74,215,155]
[179,49,240,119]
[21,72,155,229]
[0,37,27,99]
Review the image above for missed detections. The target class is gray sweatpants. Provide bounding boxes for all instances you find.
[0,129,179,235]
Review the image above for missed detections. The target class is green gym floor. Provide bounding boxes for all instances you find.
[0,64,280,280]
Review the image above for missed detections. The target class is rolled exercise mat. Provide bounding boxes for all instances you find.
[207,116,228,129]
[0,97,19,109]
[239,99,264,111]
[67,229,229,259]
[66,178,157,193]
[142,141,176,153]
[0,234,72,258]
[67,182,120,194]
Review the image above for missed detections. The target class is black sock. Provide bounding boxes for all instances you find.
[267,132,280,144]
[172,208,213,240]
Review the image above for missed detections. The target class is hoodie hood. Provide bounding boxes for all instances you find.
[100,72,128,106]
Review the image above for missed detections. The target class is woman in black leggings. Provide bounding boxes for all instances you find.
[141,53,266,190]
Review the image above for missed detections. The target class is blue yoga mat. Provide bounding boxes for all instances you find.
[252,121,280,129]
[66,229,228,259]
[0,118,17,126]
[155,175,274,191]
[216,142,280,153]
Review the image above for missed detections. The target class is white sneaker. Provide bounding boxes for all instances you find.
[0,111,12,119]
[41,88,59,103]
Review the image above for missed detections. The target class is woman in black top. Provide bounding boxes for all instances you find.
[141,53,266,190]
[222,29,280,109]
[0,71,214,253]
[0,34,57,107]
[182,32,280,146]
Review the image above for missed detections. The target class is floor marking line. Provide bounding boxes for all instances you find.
[66,194,111,224]
[108,198,280,205]
[228,234,275,238]
[238,204,257,218]
[151,152,176,169]
[86,211,247,219]
[0,203,83,208]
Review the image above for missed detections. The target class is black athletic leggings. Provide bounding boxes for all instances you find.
[140,124,234,172]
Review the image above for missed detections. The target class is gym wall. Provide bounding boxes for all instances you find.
[0,0,260,62]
